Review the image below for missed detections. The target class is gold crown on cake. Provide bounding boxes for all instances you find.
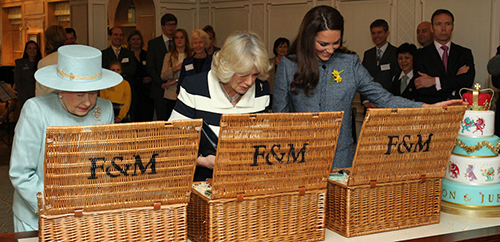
[460,83,494,111]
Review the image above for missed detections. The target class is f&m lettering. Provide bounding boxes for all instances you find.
[385,134,433,155]
[251,143,309,166]
[87,154,158,179]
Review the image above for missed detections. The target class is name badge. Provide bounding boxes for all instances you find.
[380,64,390,71]
[142,61,146,65]
[121,57,129,63]
[23,66,30,70]
[185,64,194,71]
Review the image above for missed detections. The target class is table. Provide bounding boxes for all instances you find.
[1,212,499,242]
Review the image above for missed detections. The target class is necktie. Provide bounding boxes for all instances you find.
[166,40,172,52]
[441,45,449,73]
[114,48,120,58]
[376,48,382,65]
[400,75,409,94]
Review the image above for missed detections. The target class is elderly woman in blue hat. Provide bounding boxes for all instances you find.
[9,45,122,232]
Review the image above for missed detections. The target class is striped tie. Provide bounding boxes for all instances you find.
[376,48,382,65]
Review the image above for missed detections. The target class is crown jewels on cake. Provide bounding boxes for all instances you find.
[460,83,494,111]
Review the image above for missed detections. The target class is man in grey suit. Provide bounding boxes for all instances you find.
[147,13,177,120]
[361,19,400,108]
[102,27,137,120]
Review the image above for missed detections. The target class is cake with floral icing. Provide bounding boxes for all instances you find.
[441,83,500,217]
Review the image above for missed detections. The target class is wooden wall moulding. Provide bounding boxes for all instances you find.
[27,33,41,43]
[24,2,44,16]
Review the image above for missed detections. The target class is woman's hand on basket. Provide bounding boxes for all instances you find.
[421,99,467,107]
[197,155,215,169]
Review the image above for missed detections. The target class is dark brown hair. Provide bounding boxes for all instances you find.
[431,9,454,24]
[22,40,42,64]
[370,19,389,32]
[288,5,346,95]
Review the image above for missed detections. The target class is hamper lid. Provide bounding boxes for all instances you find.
[347,106,466,187]
[42,120,202,215]
[210,112,343,200]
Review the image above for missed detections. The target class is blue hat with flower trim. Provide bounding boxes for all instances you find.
[35,45,122,92]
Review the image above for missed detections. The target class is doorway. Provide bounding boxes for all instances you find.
[107,0,155,49]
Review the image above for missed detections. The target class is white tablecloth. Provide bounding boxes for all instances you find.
[19,212,500,242]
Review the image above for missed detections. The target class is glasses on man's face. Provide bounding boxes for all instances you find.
[165,23,177,27]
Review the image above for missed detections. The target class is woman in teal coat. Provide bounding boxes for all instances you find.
[9,45,122,232]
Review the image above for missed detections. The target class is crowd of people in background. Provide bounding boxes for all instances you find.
[7,5,500,233]
[0,9,500,172]
[361,10,476,106]
[4,13,228,124]
[5,8,499,126]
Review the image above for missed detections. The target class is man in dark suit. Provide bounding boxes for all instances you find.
[362,19,400,108]
[413,9,474,104]
[389,43,418,101]
[146,13,177,120]
[102,27,137,120]
[416,21,433,48]
[102,27,137,81]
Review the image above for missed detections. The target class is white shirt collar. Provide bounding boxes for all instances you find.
[434,40,451,55]
[398,70,414,82]
[162,34,172,42]
[208,70,256,109]
[377,42,389,54]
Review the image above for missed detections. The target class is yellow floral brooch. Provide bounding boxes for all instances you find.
[329,69,344,84]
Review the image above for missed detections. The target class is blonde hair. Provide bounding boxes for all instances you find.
[190,29,210,49]
[212,31,270,83]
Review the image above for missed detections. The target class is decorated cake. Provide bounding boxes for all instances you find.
[441,84,500,217]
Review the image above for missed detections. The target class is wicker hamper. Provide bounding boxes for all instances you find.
[187,112,343,242]
[38,120,202,241]
[326,106,466,237]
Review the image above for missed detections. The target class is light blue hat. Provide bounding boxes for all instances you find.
[35,45,122,92]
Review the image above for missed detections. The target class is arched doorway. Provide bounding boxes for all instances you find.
[107,0,155,48]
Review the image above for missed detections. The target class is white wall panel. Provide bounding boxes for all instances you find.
[337,0,392,61]
[92,3,107,49]
[161,7,196,34]
[317,0,333,6]
[251,3,265,44]
[397,0,415,45]
[199,7,210,27]
[213,6,248,46]
[267,2,311,57]
[71,3,89,45]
